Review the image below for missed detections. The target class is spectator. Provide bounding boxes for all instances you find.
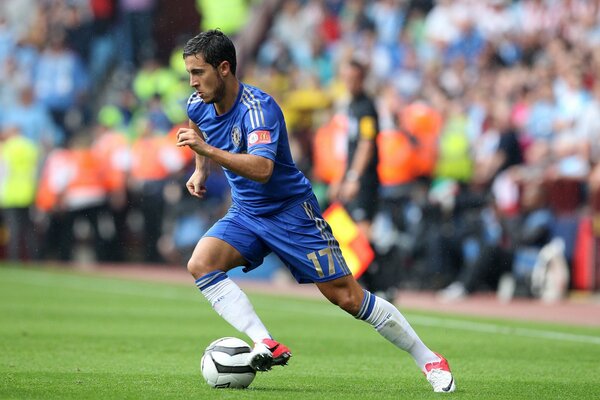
[33,28,89,143]
[0,39,37,111]
[0,0,37,41]
[38,133,109,262]
[91,116,132,262]
[472,101,524,188]
[132,57,179,103]
[368,0,405,47]
[196,0,249,36]
[582,83,600,204]
[438,182,564,301]
[1,87,62,150]
[0,126,40,261]
[129,118,186,263]
[117,0,157,67]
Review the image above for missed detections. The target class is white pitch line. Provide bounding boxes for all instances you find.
[409,315,600,345]
[256,301,600,346]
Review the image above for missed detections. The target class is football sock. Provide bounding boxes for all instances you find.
[196,271,271,344]
[355,289,439,370]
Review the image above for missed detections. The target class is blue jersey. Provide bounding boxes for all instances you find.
[187,83,313,215]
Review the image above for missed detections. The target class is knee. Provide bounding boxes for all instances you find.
[187,256,213,280]
[328,288,363,316]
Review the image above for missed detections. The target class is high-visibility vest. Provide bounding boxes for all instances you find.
[434,115,473,182]
[376,130,418,186]
[62,148,107,209]
[130,135,186,182]
[36,147,107,211]
[0,135,39,207]
[130,136,169,182]
[414,131,439,178]
[36,149,70,212]
[312,114,347,184]
[197,0,248,35]
[401,102,442,177]
[92,130,130,192]
[132,67,179,103]
[401,102,443,138]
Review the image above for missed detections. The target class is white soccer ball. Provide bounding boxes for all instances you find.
[200,337,256,389]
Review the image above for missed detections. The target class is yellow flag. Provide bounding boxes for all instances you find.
[323,203,374,278]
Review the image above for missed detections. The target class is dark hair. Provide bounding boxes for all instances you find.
[348,58,368,77]
[183,30,237,76]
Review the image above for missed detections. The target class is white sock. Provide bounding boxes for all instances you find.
[356,289,439,370]
[195,271,271,344]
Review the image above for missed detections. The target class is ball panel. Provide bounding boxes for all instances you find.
[210,345,252,356]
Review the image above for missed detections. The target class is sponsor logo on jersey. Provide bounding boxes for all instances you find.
[231,126,242,148]
[248,130,271,146]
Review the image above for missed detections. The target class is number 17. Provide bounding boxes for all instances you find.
[307,248,335,278]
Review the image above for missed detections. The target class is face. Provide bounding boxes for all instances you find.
[184,54,226,104]
[342,64,364,97]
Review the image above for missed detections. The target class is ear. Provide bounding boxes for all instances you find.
[218,61,230,77]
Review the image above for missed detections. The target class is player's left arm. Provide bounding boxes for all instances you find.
[176,128,274,184]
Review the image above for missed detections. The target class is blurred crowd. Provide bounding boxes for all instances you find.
[247,0,600,300]
[0,0,232,265]
[1,0,600,299]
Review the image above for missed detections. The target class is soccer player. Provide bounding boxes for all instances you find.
[176,30,456,393]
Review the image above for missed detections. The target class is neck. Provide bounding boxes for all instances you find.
[214,78,240,115]
[351,89,364,99]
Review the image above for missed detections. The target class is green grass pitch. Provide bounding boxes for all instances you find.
[1,265,600,399]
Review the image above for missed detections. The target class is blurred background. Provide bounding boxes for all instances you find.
[1,0,600,302]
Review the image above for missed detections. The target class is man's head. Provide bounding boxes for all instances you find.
[183,30,238,105]
[342,58,367,97]
[183,30,237,75]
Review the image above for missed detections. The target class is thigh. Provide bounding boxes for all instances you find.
[262,196,352,283]
[201,206,270,273]
[189,236,248,274]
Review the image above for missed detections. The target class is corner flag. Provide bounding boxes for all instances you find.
[323,203,374,279]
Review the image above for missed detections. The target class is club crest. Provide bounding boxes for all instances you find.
[231,126,242,148]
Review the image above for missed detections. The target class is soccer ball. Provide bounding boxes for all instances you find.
[200,337,256,389]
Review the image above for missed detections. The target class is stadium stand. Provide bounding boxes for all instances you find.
[1,0,600,301]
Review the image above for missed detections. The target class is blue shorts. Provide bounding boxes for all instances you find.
[204,195,351,283]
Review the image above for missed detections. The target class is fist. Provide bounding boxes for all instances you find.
[176,128,206,154]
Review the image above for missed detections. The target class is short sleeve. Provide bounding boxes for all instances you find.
[359,115,377,140]
[241,94,281,161]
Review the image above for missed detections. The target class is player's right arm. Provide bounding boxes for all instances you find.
[177,123,275,184]
[186,120,209,199]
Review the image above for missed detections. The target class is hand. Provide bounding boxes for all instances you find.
[327,181,341,203]
[186,169,208,199]
[339,179,360,203]
[176,128,207,155]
